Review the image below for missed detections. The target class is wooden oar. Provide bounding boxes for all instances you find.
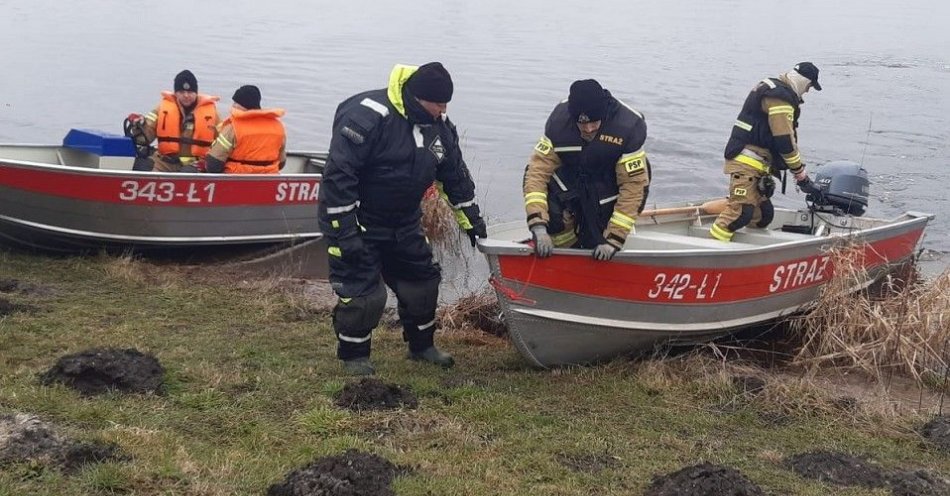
[640,198,728,217]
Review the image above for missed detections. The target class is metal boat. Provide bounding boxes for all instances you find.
[0,129,326,253]
[479,190,933,368]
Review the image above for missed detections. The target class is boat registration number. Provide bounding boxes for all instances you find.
[118,181,215,204]
[647,272,722,300]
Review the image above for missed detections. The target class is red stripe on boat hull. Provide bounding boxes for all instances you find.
[497,228,924,304]
[0,164,319,206]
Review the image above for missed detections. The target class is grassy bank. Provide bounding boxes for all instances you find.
[1,249,948,495]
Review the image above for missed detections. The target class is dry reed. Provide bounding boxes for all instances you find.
[437,288,506,337]
[790,243,950,383]
[421,185,464,255]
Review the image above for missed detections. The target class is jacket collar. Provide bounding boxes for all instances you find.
[386,64,418,118]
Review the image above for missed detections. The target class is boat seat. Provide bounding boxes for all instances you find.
[626,230,757,250]
[686,225,813,245]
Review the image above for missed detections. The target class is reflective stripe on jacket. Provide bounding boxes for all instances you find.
[723,77,803,173]
[523,92,650,249]
[317,64,479,240]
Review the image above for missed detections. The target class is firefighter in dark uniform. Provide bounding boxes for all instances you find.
[710,62,824,241]
[523,79,651,260]
[318,62,487,376]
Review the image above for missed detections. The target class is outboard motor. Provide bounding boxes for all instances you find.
[809,160,870,216]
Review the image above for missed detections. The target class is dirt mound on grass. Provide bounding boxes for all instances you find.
[0,278,51,296]
[645,463,765,496]
[785,451,888,488]
[334,378,418,412]
[889,470,950,496]
[58,440,124,471]
[0,278,19,292]
[40,348,165,395]
[267,449,404,496]
[0,297,24,316]
[0,413,122,471]
[920,416,950,453]
[0,413,62,464]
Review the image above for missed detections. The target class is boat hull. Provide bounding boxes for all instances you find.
[0,149,324,253]
[480,209,933,367]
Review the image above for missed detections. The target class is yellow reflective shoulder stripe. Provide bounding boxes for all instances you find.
[609,211,636,230]
[619,149,646,162]
[709,224,734,241]
[768,105,795,116]
[734,120,753,131]
[733,154,770,174]
[144,111,158,122]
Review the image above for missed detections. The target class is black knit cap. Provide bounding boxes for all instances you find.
[406,62,454,103]
[174,70,198,92]
[232,85,261,110]
[794,62,822,91]
[568,79,607,122]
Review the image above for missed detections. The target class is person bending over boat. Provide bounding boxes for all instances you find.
[709,62,824,242]
[522,79,651,261]
[130,70,221,172]
[318,62,488,376]
[204,85,286,174]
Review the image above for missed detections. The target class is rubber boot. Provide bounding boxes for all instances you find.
[408,346,455,368]
[341,357,376,376]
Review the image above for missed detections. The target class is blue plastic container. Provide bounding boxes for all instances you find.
[62,129,136,157]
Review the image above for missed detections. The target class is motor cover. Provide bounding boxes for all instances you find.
[811,160,870,216]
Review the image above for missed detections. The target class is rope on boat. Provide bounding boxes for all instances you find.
[489,253,538,305]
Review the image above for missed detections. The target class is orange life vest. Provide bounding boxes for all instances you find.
[155,91,219,159]
[224,108,286,174]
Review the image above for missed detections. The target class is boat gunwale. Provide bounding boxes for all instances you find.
[0,144,326,180]
[477,211,933,260]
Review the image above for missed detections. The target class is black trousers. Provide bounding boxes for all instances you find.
[328,223,442,360]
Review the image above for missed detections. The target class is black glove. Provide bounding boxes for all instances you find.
[460,204,487,247]
[336,232,365,262]
[797,175,824,201]
[466,216,487,247]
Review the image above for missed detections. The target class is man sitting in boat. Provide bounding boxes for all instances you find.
[204,85,286,174]
[522,79,651,261]
[709,62,825,242]
[132,70,221,172]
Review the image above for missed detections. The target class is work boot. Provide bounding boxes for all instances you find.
[408,346,455,368]
[341,357,376,376]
